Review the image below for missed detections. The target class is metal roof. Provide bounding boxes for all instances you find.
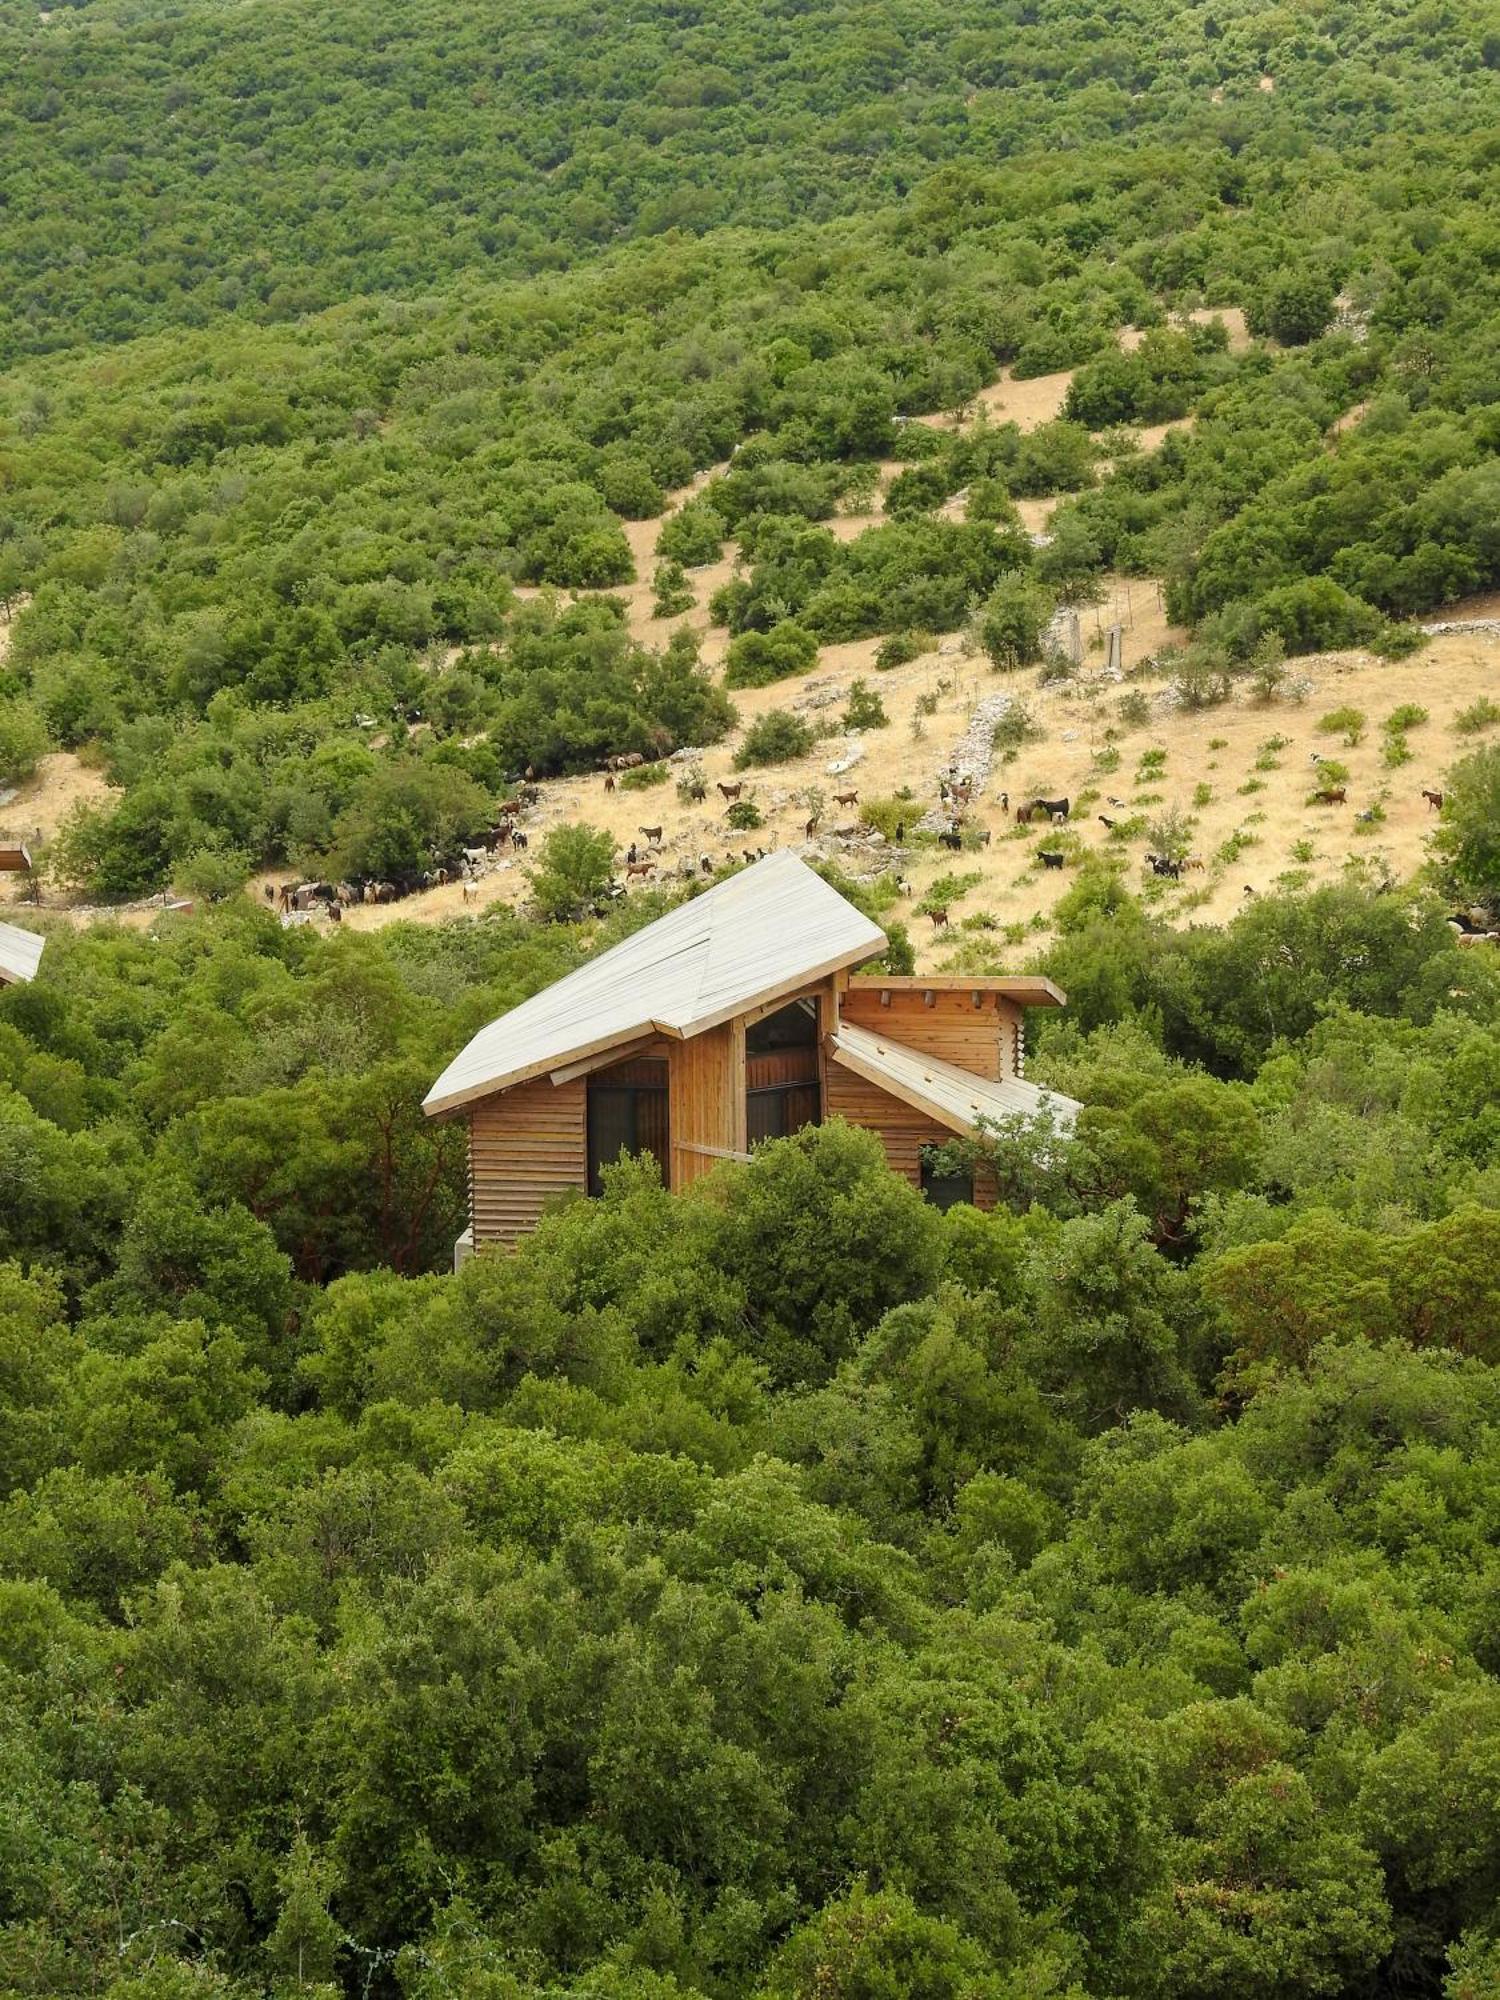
[831,1019,1081,1135]
[0,920,45,986]
[424,851,888,1117]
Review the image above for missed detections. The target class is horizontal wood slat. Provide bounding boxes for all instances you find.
[470,1078,587,1247]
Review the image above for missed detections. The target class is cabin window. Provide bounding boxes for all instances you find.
[746,997,820,1145]
[920,1154,974,1211]
[587,1057,669,1194]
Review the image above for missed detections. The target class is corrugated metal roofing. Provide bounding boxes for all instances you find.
[424,851,887,1117]
[831,1019,1081,1134]
[0,920,44,986]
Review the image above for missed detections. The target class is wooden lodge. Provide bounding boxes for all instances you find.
[424,852,1079,1266]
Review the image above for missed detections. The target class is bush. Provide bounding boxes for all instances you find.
[528,823,618,920]
[651,561,695,617]
[976,577,1054,670]
[723,621,819,690]
[725,797,764,831]
[859,794,916,841]
[734,710,816,769]
[655,497,727,566]
[1454,697,1500,736]
[1371,623,1428,661]
[1250,268,1336,345]
[1385,704,1429,733]
[675,762,708,804]
[874,629,932,670]
[0,699,49,785]
[1318,705,1366,746]
[1254,579,1383,654]
[617,760,667,791]
[842,680,887,730]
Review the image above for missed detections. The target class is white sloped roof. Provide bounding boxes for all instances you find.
[831,1019,1080,1135]
[0,920,44,986]
[424,851,888,1117]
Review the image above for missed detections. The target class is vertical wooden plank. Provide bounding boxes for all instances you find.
[669,1024,736,1190]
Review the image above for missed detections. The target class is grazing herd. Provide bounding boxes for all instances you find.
[277,726,1466,938]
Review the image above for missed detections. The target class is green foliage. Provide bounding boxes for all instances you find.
[1250,267,1337,345]
[842,679,887,731]
[977,577,1055,670]
[1454,697,1500,736]
[1433,745,1500,912]
[725,797,764,831]
[723,622,820,690]
[651,561,695,617]
[528,823,619,921]
[734,710,816,769]
[1318,705,1366,746]
[0,700,49,785]
[616,760,668,792]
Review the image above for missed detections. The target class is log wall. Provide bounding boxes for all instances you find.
[469,1076,587,1247]
[839,987,1025,1080]
[824,1061,995,1209]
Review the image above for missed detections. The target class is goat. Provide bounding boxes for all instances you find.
[463,847,488,870]
[1243,885,1256,898]
[895,877,913,896]
[639,826,663,847]
[1098,815,1115,829]
[1038,850,1066,870]
[998,791,1010,814]
[1449,912,1497,936]
[928,908,950,928]
[1015,804,1035,825]
[1033,796,1069,821]
[833,789,859,807]
[262,883,275,902]
[938,828,963,852]
[1107,797,1127,809]
[804,817,821,840]
[625,860,655,880]
[975,828,992,847]
[1147,854,1182,879]
[1423,789,1444,811]
[604,774,615,793]
[699,853,713,876]
[1312,786,1347,805]
[462,879,479,903]
[742,849,759,865]
[511,830,528,852]
[1183,857,1206,872]
[717,782,743,803]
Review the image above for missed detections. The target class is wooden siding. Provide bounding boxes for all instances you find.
[469,1077,587,1247]
[825,1061,995,1209]
[668,1020,746,1189]
[839,986,1020,1080]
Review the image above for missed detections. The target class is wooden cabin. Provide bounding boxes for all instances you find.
[424,852,1079,1266]
[0,919,44,987]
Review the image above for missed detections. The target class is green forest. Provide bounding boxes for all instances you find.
[4,0,1500,1992]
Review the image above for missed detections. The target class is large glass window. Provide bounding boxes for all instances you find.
[587,1057,669,1193]
[746,998,820,1145]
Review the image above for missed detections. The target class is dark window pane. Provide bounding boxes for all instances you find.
[920,1158,974,1211]
[746,997,818,1054]
[588,1083,668,1194]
